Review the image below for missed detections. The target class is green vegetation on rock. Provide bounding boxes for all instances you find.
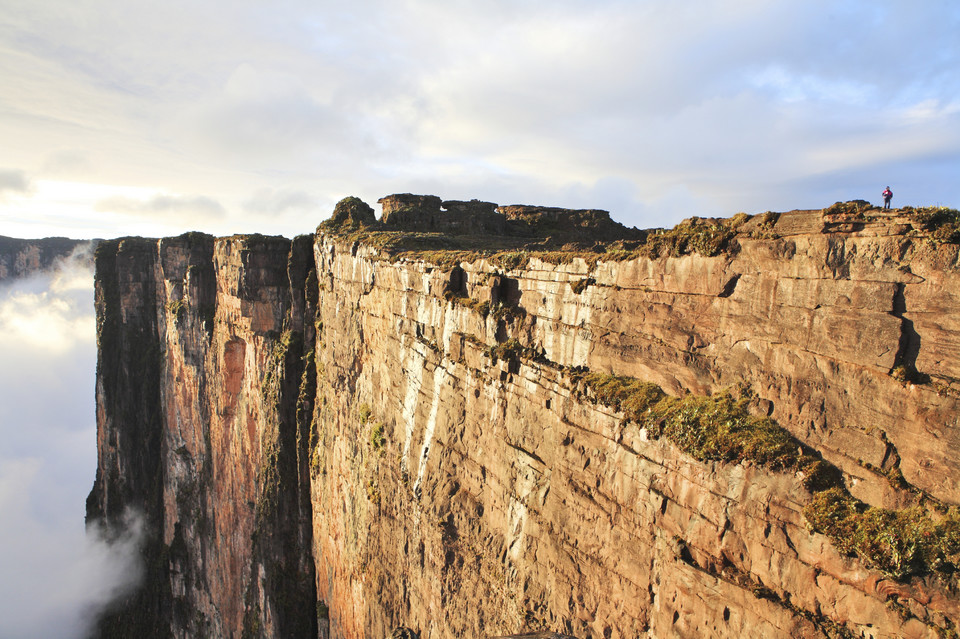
[823,200,876,217]
[803,488,960,580]
[569,369,960,581]
[369,422,385,452]
[317,201,767,269]
[358,403,372,425]
[574,372,825,478]
[256,329,297,529]
[445,291,491,317]
[570,277,595,295]
[639,215,746,258]
[486,338,541,364]
[912,207,960,244]
[320,196,377,230]
[166,299,188,324]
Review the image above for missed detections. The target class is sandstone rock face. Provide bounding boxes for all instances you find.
[90,209,960,639]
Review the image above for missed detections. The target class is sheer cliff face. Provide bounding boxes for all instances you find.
[89,209,960,639]
[89,235,317,638]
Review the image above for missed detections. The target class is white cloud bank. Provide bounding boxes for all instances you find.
[0,251,143,639]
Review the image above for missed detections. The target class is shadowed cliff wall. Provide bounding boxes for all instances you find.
[88,234,316,638]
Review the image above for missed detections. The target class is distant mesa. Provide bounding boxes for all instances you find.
[324,193,644,244]
[378,193,505,235]
[0,235,95,281]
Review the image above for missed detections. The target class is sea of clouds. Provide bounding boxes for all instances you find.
[0,248,142,639]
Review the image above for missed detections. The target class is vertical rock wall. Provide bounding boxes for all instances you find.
[307,220,960,639]
[89,234,317,638]
[90,211,960,638]
[88,237,168,638]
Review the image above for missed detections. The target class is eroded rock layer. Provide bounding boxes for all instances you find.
[89,204,960,639]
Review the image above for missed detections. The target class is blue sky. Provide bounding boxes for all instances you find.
[0,0,958,239]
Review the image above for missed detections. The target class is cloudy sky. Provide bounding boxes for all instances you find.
[0,0,958,240]
[0,3,957,636]
[0,252,141,639]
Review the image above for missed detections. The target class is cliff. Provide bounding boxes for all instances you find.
[0,235,93,281]
[88,199,960,639]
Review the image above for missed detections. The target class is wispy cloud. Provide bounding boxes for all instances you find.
[242,187,319,217]
[0,460,143,639]
[96,193,226,220]
[0,168,31,198]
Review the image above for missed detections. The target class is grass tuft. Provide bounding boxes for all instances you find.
[369,422,385,451]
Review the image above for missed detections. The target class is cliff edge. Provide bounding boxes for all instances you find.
[88,197,960,638]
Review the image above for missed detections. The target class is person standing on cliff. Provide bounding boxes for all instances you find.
[882,186,893,209]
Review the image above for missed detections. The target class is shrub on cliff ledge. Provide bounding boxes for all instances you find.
[574,372,820,475]
[576,373,665,418]
[647,393,813,471]
[487,338,539,364]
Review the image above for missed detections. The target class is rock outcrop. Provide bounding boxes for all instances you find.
[88,199,960,639]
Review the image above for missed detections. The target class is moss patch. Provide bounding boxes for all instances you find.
[574,372,824,477]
